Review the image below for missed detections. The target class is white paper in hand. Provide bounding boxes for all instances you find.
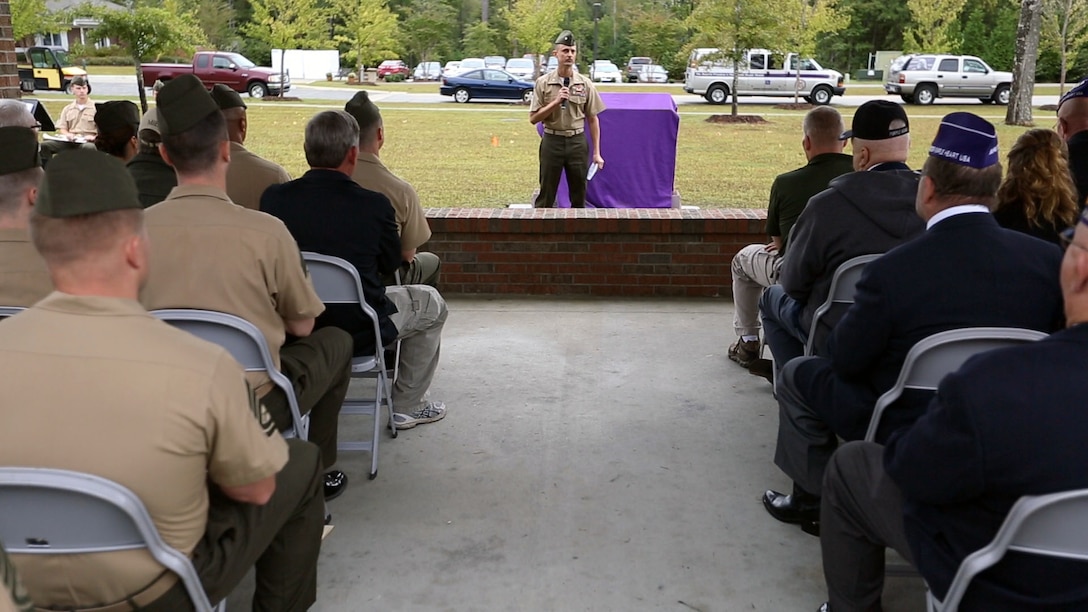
[587,162,599,181]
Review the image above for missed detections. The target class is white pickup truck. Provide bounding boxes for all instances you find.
[683,48,845,105]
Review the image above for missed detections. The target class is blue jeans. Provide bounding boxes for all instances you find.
[759,285,807,375]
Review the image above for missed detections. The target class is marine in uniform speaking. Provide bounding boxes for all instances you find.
[529,30,606,208]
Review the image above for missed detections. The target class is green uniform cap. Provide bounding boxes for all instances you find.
[157,74,220,137]
[35,149,141,218]
[0,126,42,175]
[555,30,575,46]
[344,91,381,130]
[94,100,140,133]
[210,83,247,110]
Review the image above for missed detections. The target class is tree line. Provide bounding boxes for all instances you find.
[10,0,1088,82]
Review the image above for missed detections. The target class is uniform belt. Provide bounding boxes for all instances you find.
[543,128,584,137]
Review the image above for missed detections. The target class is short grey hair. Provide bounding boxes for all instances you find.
[304,110,359,169]
[0,100,36,128]
[802,106,845,146]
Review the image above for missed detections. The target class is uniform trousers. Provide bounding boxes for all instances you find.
[759,284,808,378]
[774,356,842,496]
[384,252,442,288]
[263,327,353,469]
[145,439,326,612]
[731,244,781,338]
[386,285,448,413]
[534,132,589,208]
[40,140,96,164]
[821,441,914,612]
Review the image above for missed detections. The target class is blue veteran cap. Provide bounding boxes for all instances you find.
[928,112,999,169]
[1059,80,1088,109]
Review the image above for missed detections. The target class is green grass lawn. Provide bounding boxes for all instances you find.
[39,99,1046,209]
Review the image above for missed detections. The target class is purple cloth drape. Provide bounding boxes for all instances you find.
[535,92,679,208]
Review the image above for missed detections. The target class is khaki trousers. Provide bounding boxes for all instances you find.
[144,439,325,612]
[384,252,442,288]
[730,243,781,338]
[385,285,448,412]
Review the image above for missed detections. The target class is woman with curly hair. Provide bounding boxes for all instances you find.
[993,129,1081,245]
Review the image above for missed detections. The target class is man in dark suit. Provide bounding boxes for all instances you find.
[817,214,1088,612]
[763,112,1065,534]
[262,110,449,431]
[1057,79,1088,208]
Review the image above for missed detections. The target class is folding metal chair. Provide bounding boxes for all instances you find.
[864,327,1047,443]
[804,254,882,356]
[927,488,1088,611]
[151,309,308,441]
[0,306,25,319]
[301,252,395,480]
[0,467,224,611]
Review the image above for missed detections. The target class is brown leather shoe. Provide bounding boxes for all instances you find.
[747,358,774,384]
[728,338,760,368]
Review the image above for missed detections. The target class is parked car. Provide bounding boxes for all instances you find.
[505,57,536,80]
[625,56,652,82]
[141,51,288,98]
[440,68,534,104]
[413,61,441,81]
[377,60,410,80]
[884,54,1013,105]
[442,61,462,77]
[16,46,87,93]
[484,55,507,69]
[636,64,668,83]
[459,57,486,72]
[590,60,622,83]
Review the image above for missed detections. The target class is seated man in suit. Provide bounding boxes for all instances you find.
[0,151,324,610]
[141,75,353,500]
[818,210,1088,610]
[262,110,450,430]
[763,113,1065,534]
[754,100,925,383]
[0,126,51,307]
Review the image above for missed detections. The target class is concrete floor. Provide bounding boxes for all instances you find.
[230,297,925,611]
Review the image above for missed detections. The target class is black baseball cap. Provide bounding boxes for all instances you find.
[840,100,910,141]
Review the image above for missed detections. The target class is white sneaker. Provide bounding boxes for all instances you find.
[392,401,446,430]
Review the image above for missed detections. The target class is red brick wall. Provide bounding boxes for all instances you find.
[0,1,19,99]
[425,208,767,298]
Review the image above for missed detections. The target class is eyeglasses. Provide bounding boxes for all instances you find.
[30,123,41,131]
[1059,214,1088,253]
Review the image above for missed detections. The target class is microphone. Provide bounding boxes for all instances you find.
[561,77,570,109]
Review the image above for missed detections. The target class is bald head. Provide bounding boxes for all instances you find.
[1058,97,1088,141]
[0,100,36,129]
[852,127,910,171]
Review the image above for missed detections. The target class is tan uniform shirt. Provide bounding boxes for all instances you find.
[141,185,325,392]
[227,141,291,210]
[0,293,287,608]
[0,228,52,307]
[530,70,606,131]
[57,100,97,137]
[351,152,432,251]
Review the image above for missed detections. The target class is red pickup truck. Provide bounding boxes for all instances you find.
[141,51,290,98]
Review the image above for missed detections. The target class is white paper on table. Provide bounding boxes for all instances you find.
[43,134,86,143]
[587,162,599,181]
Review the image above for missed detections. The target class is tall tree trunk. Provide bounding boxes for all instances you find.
[135,63,148,113]
[1059,0,1072,94]
[1006,0,1042,126]
[481,0,489,23]
[731,57,739,117]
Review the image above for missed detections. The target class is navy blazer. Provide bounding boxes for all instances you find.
[794,212,1064,441]
[261,169,402,356]
[886,324,1088,609]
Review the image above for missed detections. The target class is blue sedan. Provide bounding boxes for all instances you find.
[440,69,535,104]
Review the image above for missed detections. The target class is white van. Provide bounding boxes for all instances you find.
[683,48,845,105]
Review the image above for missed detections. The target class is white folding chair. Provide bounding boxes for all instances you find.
[0,467,225,611]
[302,252,395,480]
[864,327,1047,442]
[805,254,882,356]
[928,488,1088,611]
[151,309,308,441]
[0,306,25,319]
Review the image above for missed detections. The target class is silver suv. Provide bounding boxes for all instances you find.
[885,54,1012,106]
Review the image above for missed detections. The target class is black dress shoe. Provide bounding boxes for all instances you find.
[816,603,830,612]
[762,485,820,526]
[748,359,774,384]
[324,470,347,501]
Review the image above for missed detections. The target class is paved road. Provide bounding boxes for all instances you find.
[76,75,1065,109]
